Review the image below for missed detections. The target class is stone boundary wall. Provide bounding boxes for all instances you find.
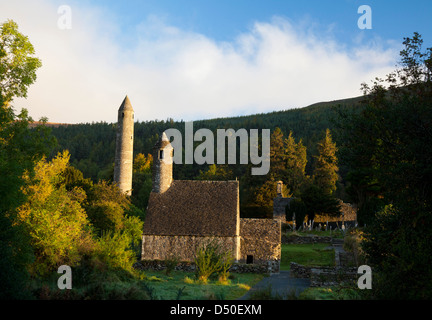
[310,267,358,287]
[290,262,312,278]
[134,260,196,272]
[290,262,358,287]
[133,260,273,274]
[282,235,333,244]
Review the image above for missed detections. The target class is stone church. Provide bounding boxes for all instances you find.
[113,96,282,273]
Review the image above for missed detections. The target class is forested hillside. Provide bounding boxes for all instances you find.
[49,95,363,183]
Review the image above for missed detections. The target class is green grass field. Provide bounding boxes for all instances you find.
[142,270,265,300]
[280,243,335,271]
[31,242,336,300]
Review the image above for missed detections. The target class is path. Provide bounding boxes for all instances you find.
[238,270,310,300]
[238,238,347,300]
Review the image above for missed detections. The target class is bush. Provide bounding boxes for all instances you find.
[164,254,180,276]
[362,204,432,299]
[194,240,233,284]
[343,228,366,266]
[96,230,136,272]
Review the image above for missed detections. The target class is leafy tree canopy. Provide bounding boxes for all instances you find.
[0,19,42,105]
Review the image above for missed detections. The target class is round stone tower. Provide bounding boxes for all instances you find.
[114,95,134,195]
[152,132,173,193]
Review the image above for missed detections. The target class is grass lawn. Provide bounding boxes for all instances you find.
[142,270,266,300]
[280,243,335,271]
[29,267,265,300]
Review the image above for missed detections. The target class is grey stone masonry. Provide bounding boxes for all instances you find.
[239,218,281,273]
[152,132,173,194]
[114,96,134,196]
[272,181,292,223]
[273,197,291,223]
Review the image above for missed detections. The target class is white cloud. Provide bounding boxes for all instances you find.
[1,0,399,124]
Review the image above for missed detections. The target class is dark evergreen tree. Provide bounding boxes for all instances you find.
[336,32,432,299]
[313,128,338,195]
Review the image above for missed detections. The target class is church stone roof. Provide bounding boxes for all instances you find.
[143,180,239,237]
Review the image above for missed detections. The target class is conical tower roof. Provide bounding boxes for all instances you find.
[153,131,172,149]
[118,95,134,111]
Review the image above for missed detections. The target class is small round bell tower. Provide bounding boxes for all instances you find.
[152,132,173,193]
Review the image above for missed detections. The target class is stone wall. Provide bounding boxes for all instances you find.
[239,218,281,273]
[134,260,273,274]
[310,267,358,287]
[290,262,358,287]
[134,260,196,272]
[141,235,240,262]
[282,235,333,244]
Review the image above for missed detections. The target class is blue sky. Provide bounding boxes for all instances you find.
[80,0,432,47]
[1,0,431,123]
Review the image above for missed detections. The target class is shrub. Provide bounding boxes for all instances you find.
[194,239,233,284]
[16,152,93,277]
[362,204,432,299]
[96,230,136,272]
[184,276,195,284]
[164,254,179,276]
[343,228,366,266]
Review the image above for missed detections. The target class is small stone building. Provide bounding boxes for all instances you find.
[141,133,281,272]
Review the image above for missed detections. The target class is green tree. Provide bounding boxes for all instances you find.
[85,180,131,234]
[0,19,42,105]
[336,32,432,299]
[133,152,152,172]
[198,163,233,181]
[269,127,286,180]
[0,19,48,210]
[131,153,153,217]
[253,180,283,208]
[313,129,338,195]
[284,131,308,196]
[96,214,143,272]
[300,184,341,222]
[0,20,52,298]
[16,151,93,276]
[286,198,308,228]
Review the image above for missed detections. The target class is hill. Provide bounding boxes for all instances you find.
[46,95,364,182]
